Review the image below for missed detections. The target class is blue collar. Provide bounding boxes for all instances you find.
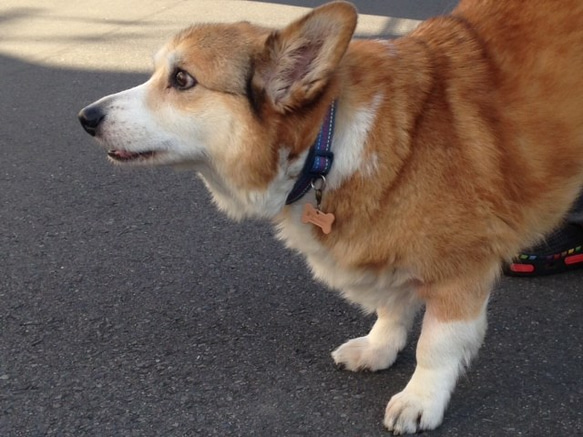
[285,101,337,205]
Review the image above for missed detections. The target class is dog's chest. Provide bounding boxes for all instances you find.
[276,206,417,312]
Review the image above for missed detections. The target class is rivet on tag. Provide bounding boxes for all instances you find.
[301,203,335,234]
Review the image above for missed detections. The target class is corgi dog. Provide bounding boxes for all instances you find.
[78,1,583,433]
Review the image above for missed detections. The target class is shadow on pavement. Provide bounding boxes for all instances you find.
[252,0,459,20]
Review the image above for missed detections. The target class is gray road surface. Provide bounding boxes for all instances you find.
[1,1,581,436]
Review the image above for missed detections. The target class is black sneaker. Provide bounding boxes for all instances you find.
[504,224,583,276]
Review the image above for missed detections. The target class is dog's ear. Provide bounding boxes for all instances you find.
[253,1,357,113]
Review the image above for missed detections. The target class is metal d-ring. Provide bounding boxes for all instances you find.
[310,175,327,192]
[310,176,327,209]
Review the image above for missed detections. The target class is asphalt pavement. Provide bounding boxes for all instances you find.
[1,1,581,436]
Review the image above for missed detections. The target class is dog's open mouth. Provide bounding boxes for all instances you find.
[107,149,157,162]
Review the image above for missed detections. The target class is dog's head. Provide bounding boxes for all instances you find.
[78,1,357,219]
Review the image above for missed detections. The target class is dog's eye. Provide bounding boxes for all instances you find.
[171,69,197,90]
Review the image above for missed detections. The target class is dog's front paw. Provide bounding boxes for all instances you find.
[331,336,399,372]
[383,389,446,435]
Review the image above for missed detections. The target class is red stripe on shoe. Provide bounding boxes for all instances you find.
[565,254,583,265]
[509,263,535,273]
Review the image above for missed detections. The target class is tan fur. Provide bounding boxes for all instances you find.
[79,1,583,432]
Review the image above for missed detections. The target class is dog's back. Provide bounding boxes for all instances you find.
[457,0,583,224]
[397,0,583,260]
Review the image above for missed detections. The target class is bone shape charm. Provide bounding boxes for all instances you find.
[301,203,335,234]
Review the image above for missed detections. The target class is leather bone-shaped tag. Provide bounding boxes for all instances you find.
[301,203,335,234]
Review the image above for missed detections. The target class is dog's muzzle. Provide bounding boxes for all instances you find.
[78,103,105,137]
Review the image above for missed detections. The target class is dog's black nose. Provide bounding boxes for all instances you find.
[78,104,105,137]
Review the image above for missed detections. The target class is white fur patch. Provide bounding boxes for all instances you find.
[384,305,489,434]
[94,82,173,154]
[332,295,421,372]
[200,148,306,221]
[326,93,384,189]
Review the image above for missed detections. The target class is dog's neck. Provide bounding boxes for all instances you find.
[197,99,341,222]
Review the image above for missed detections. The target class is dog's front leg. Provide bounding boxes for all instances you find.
[331,293,421,372]
[384,280,491,435]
